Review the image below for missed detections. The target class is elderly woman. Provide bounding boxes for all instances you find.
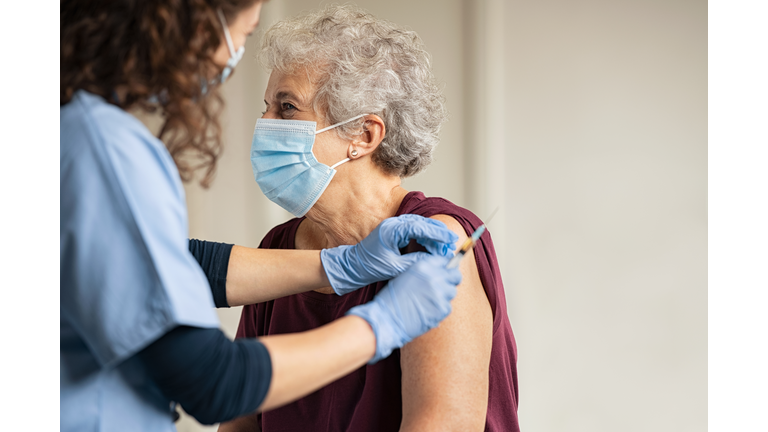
[221,5,519,432]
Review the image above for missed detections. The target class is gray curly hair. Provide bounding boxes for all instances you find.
[258,4,447,178]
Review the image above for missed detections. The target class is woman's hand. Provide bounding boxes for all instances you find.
[320,214,458,295]
[346,254,462,363]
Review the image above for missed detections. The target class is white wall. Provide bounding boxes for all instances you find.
[179,1,706,430]
[502,1,706,430]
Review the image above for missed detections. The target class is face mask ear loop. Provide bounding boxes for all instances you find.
[315,114,369,135]
[217,9,237,57]
[329,158,351,170]
[317,114,369,172]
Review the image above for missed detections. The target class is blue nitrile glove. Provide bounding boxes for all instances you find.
[321,214,459,295]
[347,255,462,363]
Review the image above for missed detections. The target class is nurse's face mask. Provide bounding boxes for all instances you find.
[216,9,244,84]
[250,114,368,217]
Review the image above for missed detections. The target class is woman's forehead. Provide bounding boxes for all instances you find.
[265,70,317,105]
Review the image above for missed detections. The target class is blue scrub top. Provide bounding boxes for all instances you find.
[60,91,220,432]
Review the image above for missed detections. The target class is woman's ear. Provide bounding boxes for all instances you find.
[349,114,385,159]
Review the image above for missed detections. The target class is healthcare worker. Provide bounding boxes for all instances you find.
[60,1,462,431]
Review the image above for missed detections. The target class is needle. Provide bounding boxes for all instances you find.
[446,207,499,269]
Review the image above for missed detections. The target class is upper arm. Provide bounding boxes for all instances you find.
[399,215,493,432]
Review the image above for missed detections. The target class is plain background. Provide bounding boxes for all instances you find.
[175,0,707,431]
[16,0,758,430]
[7,0,759,431]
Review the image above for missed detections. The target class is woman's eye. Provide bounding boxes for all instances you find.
[282,102,297,111]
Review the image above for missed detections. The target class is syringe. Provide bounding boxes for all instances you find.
[446,207,499,269]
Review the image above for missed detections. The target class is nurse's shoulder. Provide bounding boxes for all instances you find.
[60,90,184,200]
[63,90,176,169]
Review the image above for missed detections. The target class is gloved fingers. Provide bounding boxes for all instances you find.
[419,254,453,268]
[443,285,458,310]
[410,255,461,281]
[416,238,457,257]
[416,255,462,296]
[392,251,430,269]
[421,293,452,330]
[444,266,463,287]
[391,216,459,249]
[390,213,431,224]
[439,303,453,322]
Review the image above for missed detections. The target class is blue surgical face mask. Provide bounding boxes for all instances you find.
[216,9,245,84]
[250,114,368,217]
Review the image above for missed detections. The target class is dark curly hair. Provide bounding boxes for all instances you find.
[61,0,260,187]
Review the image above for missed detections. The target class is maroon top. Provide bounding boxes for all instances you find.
[236,191,520,431]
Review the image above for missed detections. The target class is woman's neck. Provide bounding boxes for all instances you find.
[301,171,409,249]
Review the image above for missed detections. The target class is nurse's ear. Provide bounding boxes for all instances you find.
[348,114,385,159]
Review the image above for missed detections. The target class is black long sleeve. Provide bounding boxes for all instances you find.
[188,239,234,308]
[138,326,272,425]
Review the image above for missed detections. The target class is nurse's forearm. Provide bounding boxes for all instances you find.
[225,246,331,306]
[255,315,376,412]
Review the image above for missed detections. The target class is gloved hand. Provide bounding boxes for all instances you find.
[321,214,459,295]
[346,254,462,363]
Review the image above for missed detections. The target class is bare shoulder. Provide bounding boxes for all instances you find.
[429,214,470,242]
[426,214,492,342]
[399,214,493,431]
